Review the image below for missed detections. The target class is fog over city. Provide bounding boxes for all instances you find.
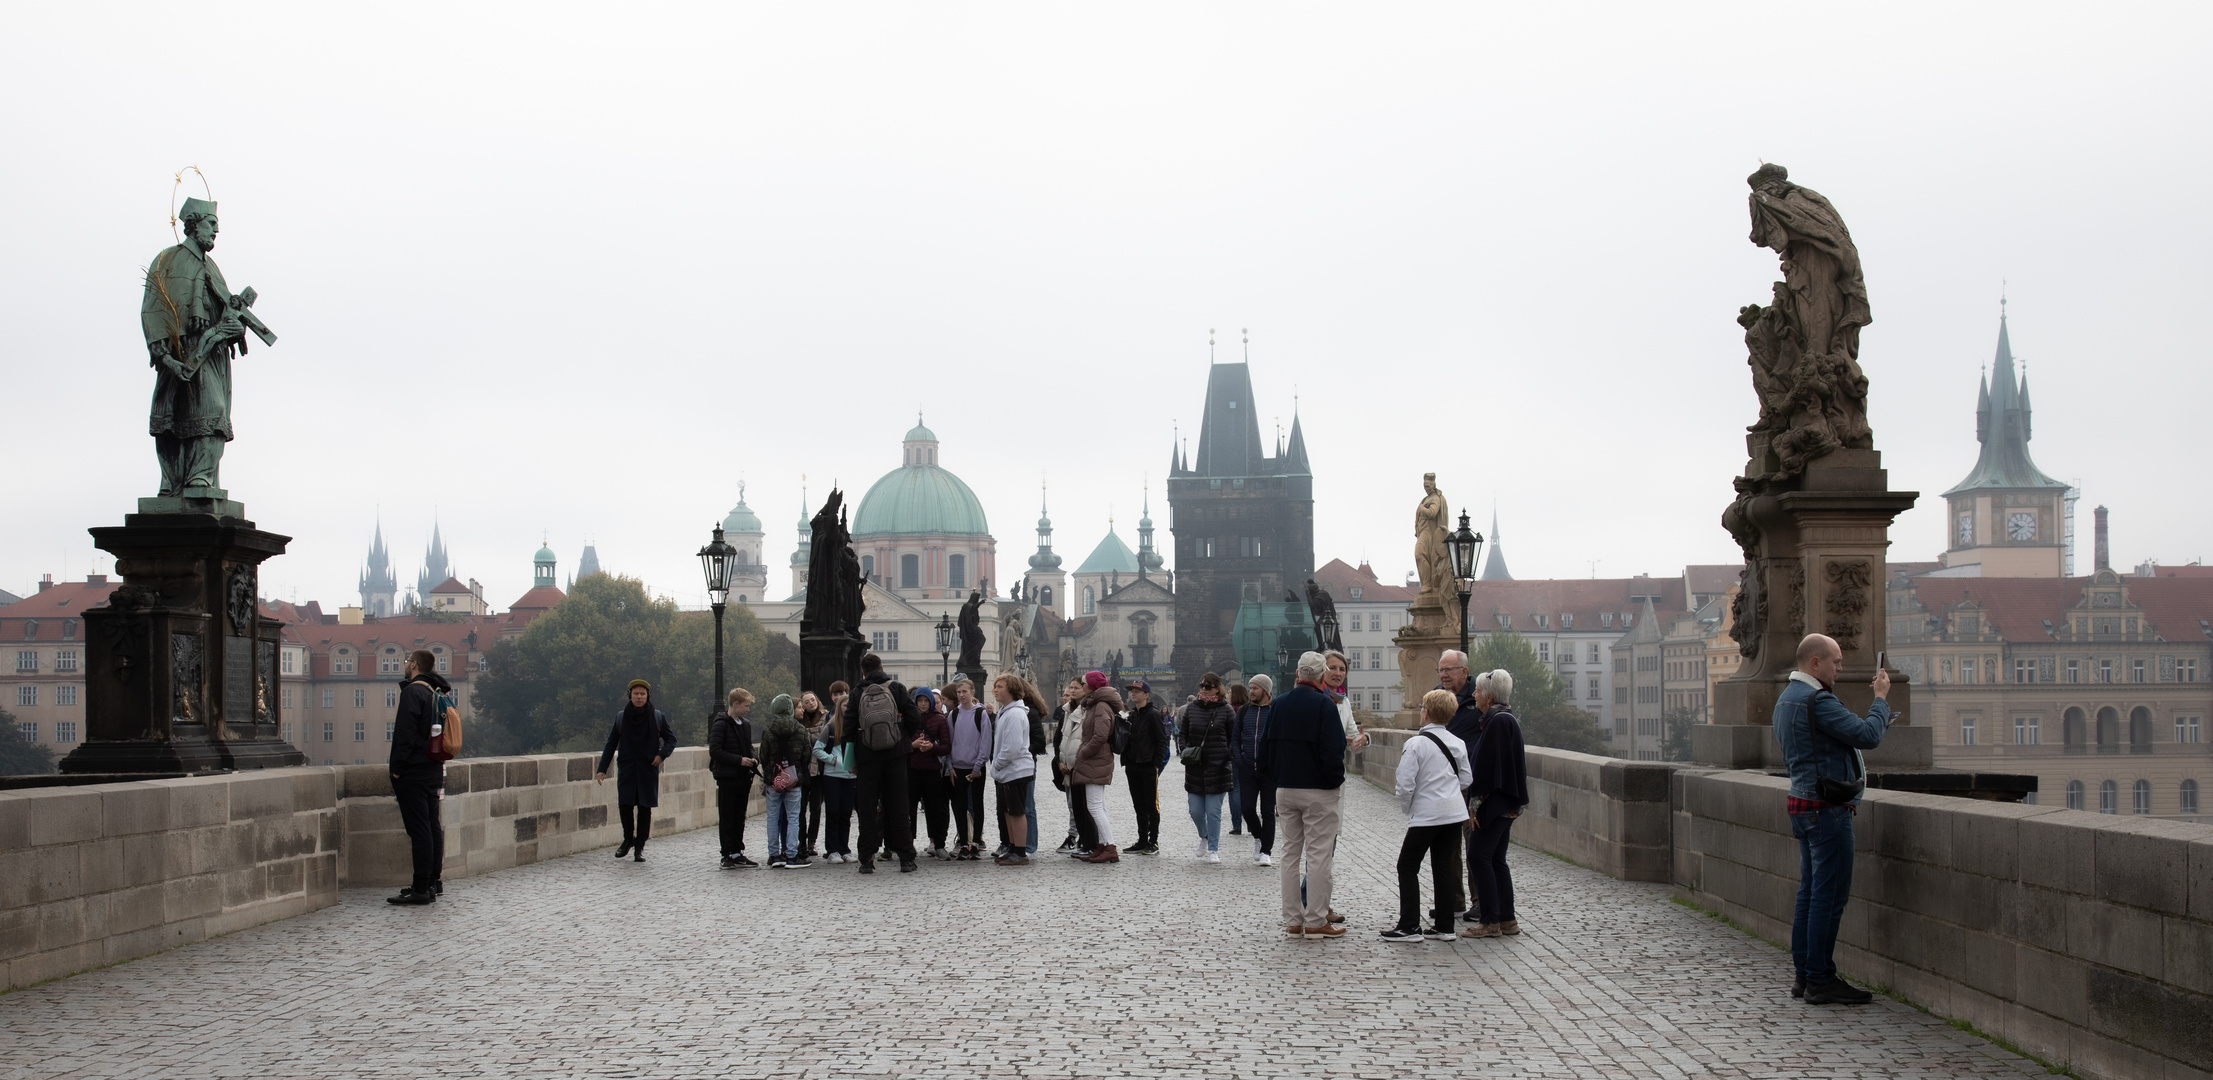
[3,3,2206,608]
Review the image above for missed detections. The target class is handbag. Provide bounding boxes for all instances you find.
[771,763,799,792]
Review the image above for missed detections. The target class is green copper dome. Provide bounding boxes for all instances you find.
[852,420,989,538]
[1076,529,1138,574]
[906,421,938,443]
[534,544,556,564]
[723,488,762,535]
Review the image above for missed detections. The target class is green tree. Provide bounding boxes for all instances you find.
[469,574,797,756]
[1662,706,1700,762]
[1467,629,1611,755]
[0,707,57,775]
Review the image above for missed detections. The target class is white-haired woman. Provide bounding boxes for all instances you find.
[1463,669,1528,939]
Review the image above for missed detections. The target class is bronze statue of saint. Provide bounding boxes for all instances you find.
[140,197,274,498]
[1413,473,1453,600]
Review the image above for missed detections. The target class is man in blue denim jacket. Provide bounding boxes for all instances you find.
[1773,632,1891,1006]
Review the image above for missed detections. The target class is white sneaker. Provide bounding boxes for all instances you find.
[1196,840,1209,860]
[1205,850,1221,863]
[1253,837,1263,857]
[1257,852,1273,867]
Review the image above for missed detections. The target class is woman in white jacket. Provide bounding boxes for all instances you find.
[1382,689,1475,942]
[990,674,1044,866]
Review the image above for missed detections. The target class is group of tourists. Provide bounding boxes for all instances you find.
[386,643,1535,943]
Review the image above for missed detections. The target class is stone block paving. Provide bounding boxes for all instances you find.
[1,768,2045,1079]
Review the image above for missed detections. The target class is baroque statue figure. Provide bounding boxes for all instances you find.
[140,197,276,499]
[956,590,986,672]
[1412,472,1453,602]
[1740,164,1873,482]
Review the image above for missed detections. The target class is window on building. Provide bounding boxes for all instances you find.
[322,689,335,709]
[282,687,295,709]
[20,621,35,641]
[1368,692,1382,711]
[434,651,450,674]
[281,651,295,675]
[899,554,920,590]
[2131,659,2147,683]
[1960,716,1977,746]
[1615,687,1628,705]
[2182,779,2200,815]
[385,720,396,741]
[15,650,36,673]
[1082,586,1095,615]
[17,721,36,741]
[353,721,366,742]
[1588,676,1600,700]
[2177,716,2202,744]
[2015,715,2040,745]
[1535,614,1549,630]
[385,688,398,708]
[322,721,334,742]
[54,650,77,673]
[1588,644,1601,664]
[871,631,885,652]
[2015,659,2037,684]
[2098,780,2118,814]
[1039,586,1053,609]
[861,555,875,580]
[2180,659,2199,683]
[2064,659,2081,683]
[2065,780,2084,810]
[1538,642,1550,663]
[379,650,403,675]
[885,631,898,652]
[1197,538,1215,558]
[2098,659,2115,683]
[55,686,76,706]
[2133,779,2151,815]
[948,554,966,590]
[1369,612,1381,632]
[353,688,366,708]
[16,686,34,707]
[1613,718,1627,736]
[54,721,76,743]
[1369,649,1383,670]
[282,722,294,743]
[1960,658,1977,684]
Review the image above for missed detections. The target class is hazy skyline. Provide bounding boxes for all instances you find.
[5,4,2208,611]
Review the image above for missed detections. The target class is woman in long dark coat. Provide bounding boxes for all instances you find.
[596,679,678,861]
[1177,671,1237,862]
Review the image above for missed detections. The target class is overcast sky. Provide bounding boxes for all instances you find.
[4,3,2207,610]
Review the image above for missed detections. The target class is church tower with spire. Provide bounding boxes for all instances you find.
[1480,506,1512,580]
[1940,302,2071,577]
[359,521,397,618]
[790,485,814,599]
[415,522,453,612]
[722,482,769,604]
[1165,332,1316,691]
[1024,483,1066,618]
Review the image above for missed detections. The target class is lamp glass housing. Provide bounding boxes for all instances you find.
[698,525,738,607]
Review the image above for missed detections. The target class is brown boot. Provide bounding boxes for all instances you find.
[1082,843,1120,863]
[1461,923,1502,939]
[1500,919,1521,936]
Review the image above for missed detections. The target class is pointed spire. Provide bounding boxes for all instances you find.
[1137,479,1162,577]
[1480,503,1513,580]
[1029,478,1061,572]
[1947,300,2065,496]
[1284,410,1310,474]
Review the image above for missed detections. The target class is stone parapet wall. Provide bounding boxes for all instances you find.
[0,771,339,991]
[0,749,750,990]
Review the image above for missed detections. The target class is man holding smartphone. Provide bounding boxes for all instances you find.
[1774,633,1891,1005]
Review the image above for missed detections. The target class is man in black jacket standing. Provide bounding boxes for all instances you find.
[1258,652,1347,938]
[708,688,760,868]
[1121,680,1165,855]
[842,653,925,874]
[387,649,450,906]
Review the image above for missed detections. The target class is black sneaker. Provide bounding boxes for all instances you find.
[786,857,814,869]
[858,860,875,874]
[768,857,787,869]
[1425,926,1458,941]
[386,887,434,906]
[733,855,759,868]
[614,842,634,859]
[1057,838,1080,854]
[1804,979,1872,1006]
[1792,975,1806,999]
[899,858,918,873]
[1379,928,1424,943]
[719,855,739,869]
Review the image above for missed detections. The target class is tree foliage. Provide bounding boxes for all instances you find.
[0,707,57,775]
[1468,629,1611,756]
[469,574,798,756]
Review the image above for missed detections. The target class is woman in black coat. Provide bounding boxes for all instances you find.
[596,679,678,861]
[1176,672,1237,862]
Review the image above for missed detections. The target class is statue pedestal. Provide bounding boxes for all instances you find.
[1388,592,1461,730]
[60,509,303,774]
[800,625,865,701]
[1701,450,1918,767]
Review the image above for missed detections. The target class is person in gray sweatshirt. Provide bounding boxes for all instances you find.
[990,673,1043,866]
[943,675,994,859]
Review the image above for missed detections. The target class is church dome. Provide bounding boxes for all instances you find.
[852,416,990,538]
[1076,529,1138,575]
[723,489,762,535]
[534,543,556,564]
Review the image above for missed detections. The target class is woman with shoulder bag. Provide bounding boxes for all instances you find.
[1177,671,1236,862]
[1071,671,1123,863]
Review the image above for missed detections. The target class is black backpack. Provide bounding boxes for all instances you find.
[1110,710,1132,756]
[1028,705,1048,756]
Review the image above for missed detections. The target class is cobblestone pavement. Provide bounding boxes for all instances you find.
[1,769,2046,1079]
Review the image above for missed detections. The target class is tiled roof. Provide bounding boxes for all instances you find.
[1904,575,2213,643]
[0,579,116,640]
[428,577,471,595]
[1311,559,1418,603]
[1683,565,1740,596]
[1464,577,1689,634]
[508,585,565,611]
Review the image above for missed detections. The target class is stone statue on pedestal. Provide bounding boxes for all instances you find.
[956,589,986,676]
[140,197,276,505]
[1739,164,1873,483]
[1412,472,1452,604]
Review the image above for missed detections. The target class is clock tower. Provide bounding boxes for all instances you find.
[1939,304,2071,577]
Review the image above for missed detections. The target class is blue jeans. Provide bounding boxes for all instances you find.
[765,786,803,859]
[1791,804,1856,985]
[1187,791,1225,850]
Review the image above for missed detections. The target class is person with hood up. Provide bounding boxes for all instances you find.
[596,679,678,862]
[1461,669,1530,939]
[707,687,760,869]
[1070,670,1123,863]
[942,675,994,859]
[1231,675,1278,865]
[386,649,452,905]
[1176,671,1237,863]
[988,673,1044,866]
[907,687,955,859]
[759,693,815,868]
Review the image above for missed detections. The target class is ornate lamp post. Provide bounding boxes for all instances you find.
[1446,510,1486,660]
[1315,608,1340,658]
[934,611,956,687]
[698,525,738,709]
[1276,641,1291,689]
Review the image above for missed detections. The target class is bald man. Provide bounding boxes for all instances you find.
[1774,632,1891,1006]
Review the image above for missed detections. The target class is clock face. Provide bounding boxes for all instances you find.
[2007,512,2037,541]
[1957,513,1974,546]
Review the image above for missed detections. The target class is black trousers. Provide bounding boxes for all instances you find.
[1067,774,1098,850]
[854,753,914,863]
[908,767,950,849]
[1233,762,1276,854]
[1396,823,1465,932]
[800,773,825,850]
[1125,764,1160,846]
[822,775,856,855]
[950,771,989,847]
[1470,798,1517,923]
[394,776,442,891]
[716,777,751,856]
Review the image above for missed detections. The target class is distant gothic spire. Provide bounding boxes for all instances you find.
[1947,302,2066,496]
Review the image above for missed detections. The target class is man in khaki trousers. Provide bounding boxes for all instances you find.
[1257,651,1348,938]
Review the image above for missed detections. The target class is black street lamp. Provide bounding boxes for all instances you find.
[1315,608,1340,656]
[1446,510,1486,660]
[698,524,739,710]
[1276,641,1291,689]
[934,611,956,687]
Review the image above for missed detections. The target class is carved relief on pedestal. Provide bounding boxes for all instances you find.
[172,633,203,725]
[226,565,258,636]
[1784,563,1806,639]
[1822,559,1872,652]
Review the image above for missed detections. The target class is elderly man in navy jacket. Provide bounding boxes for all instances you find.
[1257,651,1348,939]
[1775,632,1890,1006]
